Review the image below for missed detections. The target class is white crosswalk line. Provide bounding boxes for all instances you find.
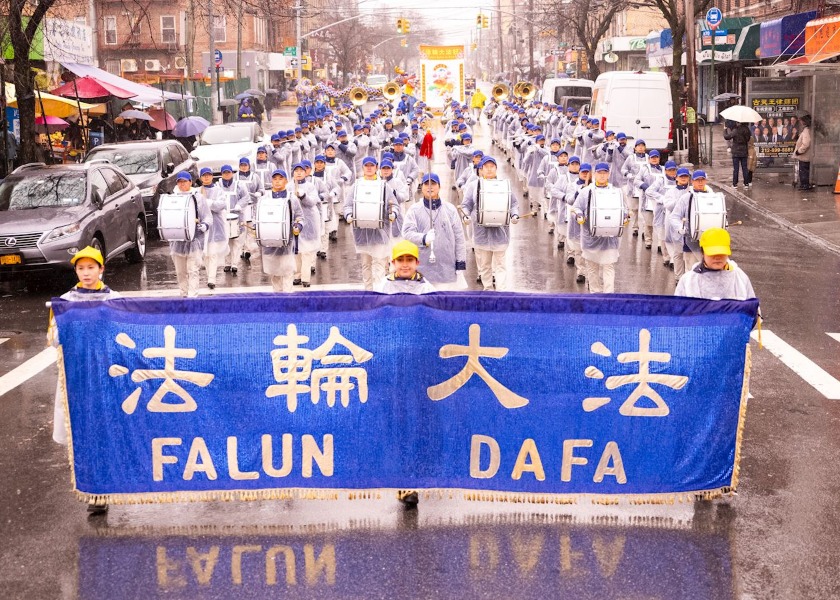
[827,333,840,344]
[0,338,8,345]
[752,330,840,400]
[0,347,57,398]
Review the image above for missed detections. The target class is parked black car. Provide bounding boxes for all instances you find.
[85,140,198,231]
[0,162,146,281]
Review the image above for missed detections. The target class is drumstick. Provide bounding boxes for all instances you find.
[516,211,539,219]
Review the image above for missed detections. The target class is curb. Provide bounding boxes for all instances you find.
[718,183,840,258]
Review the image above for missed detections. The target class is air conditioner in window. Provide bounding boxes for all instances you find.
[120,59,138,73]
[174,56,187,69]
[145,59,162,72]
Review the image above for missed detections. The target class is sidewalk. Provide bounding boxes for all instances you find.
[703,124,840,256]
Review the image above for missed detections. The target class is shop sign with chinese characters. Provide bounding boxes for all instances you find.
[52,292,758,504]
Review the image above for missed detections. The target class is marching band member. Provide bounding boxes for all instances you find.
[344,157,399,291]
[522,134,549,211]
[645,160,678,266]
[253,148,274,190]
[335,129,358,179]
[559,158,587,282]
[451,133,476,187]
[663,167,692,282]
[675,228,755,300]
[620,139,648,237]
[561,112,580,156]
[237,157,265,266]
[391,137,418,190]
[461,156,519,291]
[381,159,409,240]
[668,170,715,278]
[312,154,340,259]
[217,165,249,276]
[457,150,484,191]
[579,118,605,165]
[402,173,467,290]
[290,163,322,288]
[635,149,663,250]
[301,122,318,154]
[261,169,304,293]
[352,124,371,174]
[543,149,569,237]
[572,162,629,293]
[198,168,228,290]
[169,171,211,298]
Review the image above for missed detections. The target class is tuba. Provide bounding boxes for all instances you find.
[349,87,368,106]
[492,83,509,102]
[382,81,401,101]
[514,81,537,102]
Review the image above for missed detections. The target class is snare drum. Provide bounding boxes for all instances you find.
[255,194,291,247]
[157,193,196,242]
[588,187,626,237]
[352,179,386,229]
[477,179,511,227]
[225,213,241,239]
[689,192,727,240]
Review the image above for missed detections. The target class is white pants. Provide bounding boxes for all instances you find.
[682,250,702,275]
[641,211,654,246]
[655,226,670,261]
[225,232,246,268]
[205,251,222,285]
[244,225,260,256]
[586,261,616,293]
[527,186,544,210]
[271,275,294,292]
[361,253,389,291]
[295,252,316,284]
[474,248,507,291]
[172,253,203,297]
[665,242,685,281]
[566,237,585,276]
[628,195,640,230]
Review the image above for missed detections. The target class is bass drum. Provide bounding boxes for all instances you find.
[353,179,386,229]
[588,187,626,237]
[157,193,196,242]
[689,192,727,240]
[477,179,511,227]
[255,194,291,247]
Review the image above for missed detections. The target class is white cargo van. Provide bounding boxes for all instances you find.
[589,71,673,151]
[540,78,594,107]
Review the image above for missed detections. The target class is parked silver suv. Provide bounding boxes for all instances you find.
[0,162,146,280]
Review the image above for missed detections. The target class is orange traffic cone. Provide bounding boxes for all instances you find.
[834,164,840,194]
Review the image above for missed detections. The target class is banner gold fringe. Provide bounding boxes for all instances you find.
[731,343,752,491]
[56,345,79,491]
[73,486,736,508]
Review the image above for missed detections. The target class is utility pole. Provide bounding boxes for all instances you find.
[236,0,243,81]
[208,0,220,123]
[295,2,303,84]
[527,0,534,79]
[496,0,504,76]
[684,0,700,165]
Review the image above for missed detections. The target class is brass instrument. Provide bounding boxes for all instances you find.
[514,81,537,102]
[349,87,368,107]
[382,81,401,101]
[492,83,509,101]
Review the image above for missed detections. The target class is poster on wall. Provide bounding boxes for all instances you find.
[745,77,806,170]
[419,45,465,112]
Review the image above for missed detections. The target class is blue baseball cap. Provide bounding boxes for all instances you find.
[301,159,312,168]
[199,167,213,177]
[478,156,497,168]
[472,150,484,157]
[605,130,615,137]
[551,138,561,145]
[579,163,593,172]
[422,173,441,185]
[616,132,627,140]
[692,170,707,180]
[239,157,250,165]
[314,154,326,162]
[292,162,306,172]
[535,135,546,142]
[595,162,610,172]
[664,160,677,169]
[271,169,287,179]
[294,127,302,133]
[362,156,378,166]
[175,170,192,182]
[380,160,394,168]
[635,139,646,147]
[220,164,233,173]
[568,156,581,164]
[649,149,661,158]
[338,130,348,137]
[677,167,691,177]
[382,152,395,160]
[461,133,472,141]
[325,142,337,149]
[270,134,280,141]
[393,138,406,145]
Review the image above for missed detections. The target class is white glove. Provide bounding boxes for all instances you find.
[346,214,354,224]
[462,214,470,223]
[511,215,520,224]
[197,223,209,233]
[425,229,436,246]
[389,211,397,222]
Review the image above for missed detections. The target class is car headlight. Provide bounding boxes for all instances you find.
[139,186,156,197]
[44,222,81,244]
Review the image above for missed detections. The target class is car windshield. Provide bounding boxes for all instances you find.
[87,149,159,175]
[0,173,87,211]
[200,126,253,145]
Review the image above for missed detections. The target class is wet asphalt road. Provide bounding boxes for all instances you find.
[2,117,840,599]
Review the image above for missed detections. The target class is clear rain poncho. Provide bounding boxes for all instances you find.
[344,179,399,259]
[572,183,623,265]
[402,198,466,285]
[290,179,323,254]
[260,190,304,277]
[169,188,212,257]
[461,178,520,252]
[675,259,756,300]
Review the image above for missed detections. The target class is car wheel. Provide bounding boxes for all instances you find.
[90,236,105,261]
[125,219,147,263]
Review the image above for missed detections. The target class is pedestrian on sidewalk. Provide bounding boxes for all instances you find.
[723,121,752,189]
[794,115,814,190]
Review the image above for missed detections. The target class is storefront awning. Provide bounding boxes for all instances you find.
[760,11,818,57]
[804,14,840,62]
[735,23,762,60]
[700,17,752,53]
[61,62,187,104]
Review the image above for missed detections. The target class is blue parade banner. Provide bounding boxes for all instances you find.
[52,292,758,503]
[78,523,734,598]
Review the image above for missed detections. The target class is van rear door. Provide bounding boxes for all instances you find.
[635,81,672,149]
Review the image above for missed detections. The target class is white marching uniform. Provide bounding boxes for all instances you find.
[402,198,467,289]
[260,190,304,292]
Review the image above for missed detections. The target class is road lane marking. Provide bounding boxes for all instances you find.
[751,330,840,400]
[0,347,57,398]
[828,333,840,344]
[0,338,8,345]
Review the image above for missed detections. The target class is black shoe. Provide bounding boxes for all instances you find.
[548,227,554,234]
[87,500,108,515]
[329,231,338,241]
[398,491,419,508]
[302,282,311,288]
[243,252,251,266]
[310,266,316,274]
[632,229,639,237]
[223,266,231,272]
[207,283,215,289]
[645,244,652,250]
[558,241,565,249]
[663,260,670,267]
[657,247,662,255]
[669,262,675,271]
[293,278,302,286]
[566,256,574,265]
[476,276,482,283]
[576,274,585,284]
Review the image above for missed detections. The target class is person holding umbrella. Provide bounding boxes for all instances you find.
[723,120,752,190]
[794,115,814,191]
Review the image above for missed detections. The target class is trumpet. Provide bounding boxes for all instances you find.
[348,87,368,107]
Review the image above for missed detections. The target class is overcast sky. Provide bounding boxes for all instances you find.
[362,0,498,46]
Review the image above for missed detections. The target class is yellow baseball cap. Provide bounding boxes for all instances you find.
[70,246,104,266]
[392,240,419,261]
[699,228,731,256]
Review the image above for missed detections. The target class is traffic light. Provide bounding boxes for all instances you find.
[482,15,489,28]
[476,15,482,28]
[404,20,410,33]
[397,18,403,34]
